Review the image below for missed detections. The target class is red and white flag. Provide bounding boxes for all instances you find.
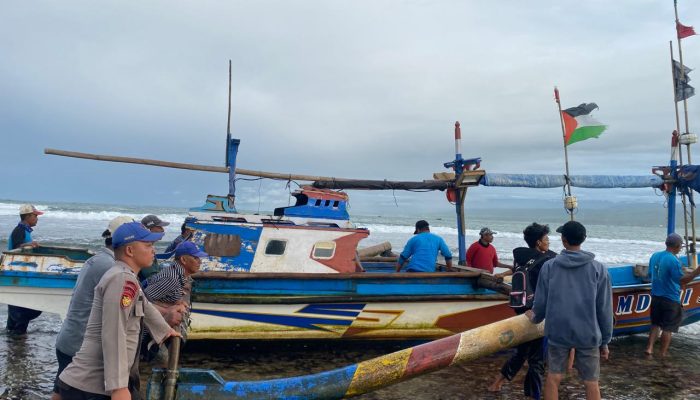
[677,21,697,39]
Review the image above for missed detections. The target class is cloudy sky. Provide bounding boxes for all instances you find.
[1,1,699,214]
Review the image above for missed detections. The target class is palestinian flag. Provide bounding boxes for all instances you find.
[561,103,607,146]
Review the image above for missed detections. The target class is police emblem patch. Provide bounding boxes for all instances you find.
[121,280,138,309]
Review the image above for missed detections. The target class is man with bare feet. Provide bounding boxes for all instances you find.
[646,233,700,357]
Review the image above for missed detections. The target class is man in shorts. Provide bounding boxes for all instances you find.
[527,221,613,400]
[646,233,700,356]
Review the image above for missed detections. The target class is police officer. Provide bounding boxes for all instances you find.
[56,222,180,399]
[51,216,134,400]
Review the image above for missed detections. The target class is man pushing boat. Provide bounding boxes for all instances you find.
[6,204,45,335]
[396,220,453,272]
[56,222,180,400]
[646,233,700,357]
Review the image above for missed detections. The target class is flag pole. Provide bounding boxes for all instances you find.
[675,0,698,267]
[554,86,575,221]
[670,41,690,257]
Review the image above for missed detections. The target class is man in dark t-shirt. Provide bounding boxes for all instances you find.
[489,223,555,399]
[6,204,44,334]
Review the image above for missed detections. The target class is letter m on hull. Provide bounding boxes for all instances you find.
[615,294,635,315]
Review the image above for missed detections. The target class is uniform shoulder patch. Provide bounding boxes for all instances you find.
[121,280,139,309]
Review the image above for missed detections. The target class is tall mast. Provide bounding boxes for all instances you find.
[225,60,241,210]
[555,87,576,221]
[674,1,697,267]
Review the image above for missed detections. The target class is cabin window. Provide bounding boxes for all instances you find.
[312,241,336,259]
[333,200,339,208]
[315,199,322,206]
[325,200,331,206]
[203,233,241,257]
[265,240,287,256]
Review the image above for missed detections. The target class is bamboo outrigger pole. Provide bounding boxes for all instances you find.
[554,87,576,221]
[674,0,698,268]
[44,148,357,182]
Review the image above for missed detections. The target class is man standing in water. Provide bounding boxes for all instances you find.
[6,204,45,335]
[466,227,511,273]
[396,220,453,272]
[528,221,613,400]
[646,233,700,357]
[56,222,180,399]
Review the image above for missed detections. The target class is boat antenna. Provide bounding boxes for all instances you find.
[225,59,232,166]
[554,86,577,221]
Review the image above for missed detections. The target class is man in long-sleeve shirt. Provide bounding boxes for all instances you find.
[527,221,613,400]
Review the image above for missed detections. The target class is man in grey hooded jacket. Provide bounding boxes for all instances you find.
[527,221,613,400]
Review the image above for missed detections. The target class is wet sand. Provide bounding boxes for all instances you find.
[1,308,700,399]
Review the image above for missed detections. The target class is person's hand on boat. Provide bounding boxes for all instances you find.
[600,344,610,361]
[159,327,183,344]
[110,387,130,400]
[524,310,535,322]
[163,304,187,327]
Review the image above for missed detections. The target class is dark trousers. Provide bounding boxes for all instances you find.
[6,305,42,334]
[56,379,110,400]
[54,349,140,399]
[54,348,74,393]
[500,337,545,400]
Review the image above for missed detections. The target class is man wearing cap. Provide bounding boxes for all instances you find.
[165,222,195,254]
[396,220,453,272]
[140,241,208,360]
[527,221,613,400]
[466,227,511,273]
[6,204,45,334]
[139,214,170,281]
[141,214,170,233]
[51,216,133,400]
[56,222,180,400]
[144,241,207,305]
[646,233,700,357]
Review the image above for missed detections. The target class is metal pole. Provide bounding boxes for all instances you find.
[163,337,182,400]
[669,42,689,252]
[225,60,232,165]
[555,87,575,221]
[453,122,467,265]
[675,2,697,267]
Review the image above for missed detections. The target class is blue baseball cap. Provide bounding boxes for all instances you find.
[112,222,164,248]
[174,241,208,258]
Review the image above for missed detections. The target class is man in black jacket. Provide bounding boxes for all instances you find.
[488,222,555,399]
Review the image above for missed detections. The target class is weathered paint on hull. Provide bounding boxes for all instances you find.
[187,301,513,340]
[612,280,700,335]
[0,279,512,339]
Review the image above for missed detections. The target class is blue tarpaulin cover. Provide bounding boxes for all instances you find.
[481,174,663,189]
[677,165,700,204]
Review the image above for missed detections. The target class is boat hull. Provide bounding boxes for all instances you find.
[3,248,700,340]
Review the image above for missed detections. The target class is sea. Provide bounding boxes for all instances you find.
[1,198,699,399]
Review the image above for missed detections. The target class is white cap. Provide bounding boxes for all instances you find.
[19,204,44,215]
[107,216,135,236]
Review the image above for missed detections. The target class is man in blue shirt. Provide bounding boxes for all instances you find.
[646,233,700,357]
[6,204,44,334]
[396,220,453,272]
